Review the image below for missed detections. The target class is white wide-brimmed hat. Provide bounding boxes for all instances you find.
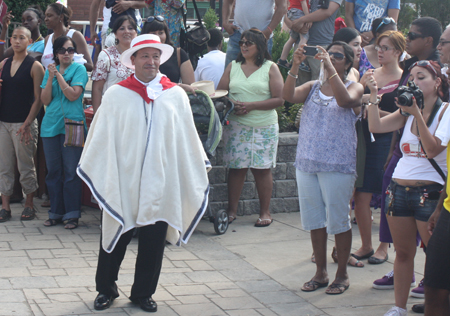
[120,34,174,69]
[191,81,228,99]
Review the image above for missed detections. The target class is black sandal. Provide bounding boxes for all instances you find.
[64,218,79,229]
[21,207,36,221]
[43,218,62,226]
[0,209,11,222]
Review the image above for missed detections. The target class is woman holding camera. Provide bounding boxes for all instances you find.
[284,42,363,294]
[366,60,449,316]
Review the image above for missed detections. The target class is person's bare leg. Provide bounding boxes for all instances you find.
[353,191,374,257]
[24,192,34,209]
[280,36,296,61]
[1,194,11,211]
[425,287,450,316]
[302,227,329,290]
[373,242,389,260]
[329,229,352,291]
[251,168,273,222]
[388,215,417,309]
[226,168,248,219]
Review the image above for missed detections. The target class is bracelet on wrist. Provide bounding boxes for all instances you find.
[267,26,273,34]
[328,73,338,80]
[288,71,298,79]
[368,97,381,106]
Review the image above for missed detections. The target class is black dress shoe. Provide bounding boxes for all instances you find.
[412,303,424,314]
[132,297,157,312]
[94,293,114,310]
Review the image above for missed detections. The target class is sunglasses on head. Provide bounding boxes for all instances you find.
[239,40,255,47]
[408,60,438,76]
[328,52,345,61]
[376,17,396,32]
[407,32,426,41]
[146,15,164,23]
[56,47,75,54]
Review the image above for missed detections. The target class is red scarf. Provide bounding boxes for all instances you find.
[117,74,176,103]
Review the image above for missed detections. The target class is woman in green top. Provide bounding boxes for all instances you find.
[217,28,284,227]
[40,36,88,229]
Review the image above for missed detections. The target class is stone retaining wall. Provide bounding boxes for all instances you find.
[207,132,299,216]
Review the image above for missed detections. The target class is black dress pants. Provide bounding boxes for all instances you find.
[95,221,168,299]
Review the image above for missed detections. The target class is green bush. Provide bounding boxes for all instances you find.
[5,0,54,37]
[203,7,219,30]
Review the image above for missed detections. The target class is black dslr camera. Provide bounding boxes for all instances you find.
[397,81,424,108]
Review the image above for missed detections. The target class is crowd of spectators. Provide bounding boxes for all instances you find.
[1,0,450,315]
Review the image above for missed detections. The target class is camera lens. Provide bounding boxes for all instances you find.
[398,92,413,107]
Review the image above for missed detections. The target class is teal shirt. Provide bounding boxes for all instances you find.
[27,40,44,53]
[40,62,88,137]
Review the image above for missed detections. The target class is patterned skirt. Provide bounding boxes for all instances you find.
[222,120,279,169]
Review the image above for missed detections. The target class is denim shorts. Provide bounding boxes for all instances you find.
[385,180,443,222]
[296,169,356,235]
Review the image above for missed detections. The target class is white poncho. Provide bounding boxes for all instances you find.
[77,78,210,253]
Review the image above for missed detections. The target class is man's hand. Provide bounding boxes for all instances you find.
[428,208,441,236]
[361,31,374,47]
[291,19,305,34]
[299,22,312,34]
[262,28,271,40]
[223,23,238,36]
[113,0,132,14]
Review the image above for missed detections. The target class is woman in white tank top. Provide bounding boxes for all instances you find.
[42,3,93,71]
[366,60,450,316]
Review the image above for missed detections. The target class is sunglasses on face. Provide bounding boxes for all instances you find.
[408,60,438,76]
[239,40,255,47]
[376,17,396,32]
[146,15,164,23]
[407,32,426,41]
[56,47,75,54]
[328,52,345,61]
[375,45,394,52]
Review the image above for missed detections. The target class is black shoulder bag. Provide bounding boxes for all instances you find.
[184,0,210,68]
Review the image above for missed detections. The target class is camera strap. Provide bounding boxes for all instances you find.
[418,97,446,182]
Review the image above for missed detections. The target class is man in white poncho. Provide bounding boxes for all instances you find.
[77,34,210,312]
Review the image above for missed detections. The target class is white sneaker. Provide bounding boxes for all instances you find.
[384,306,408,316]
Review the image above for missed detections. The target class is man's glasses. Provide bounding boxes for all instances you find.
[408,60,438,76]
[56,47,75,54]
[376,17,396,32]
[239,40,255,47]
[146,15,164,23]
[438,40,450,46]
[328,52,345,61]
[407,32,426,41]
[375,45,394,52]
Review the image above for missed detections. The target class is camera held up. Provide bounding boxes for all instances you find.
[397,80,424,108]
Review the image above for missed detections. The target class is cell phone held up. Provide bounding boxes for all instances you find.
[303,46,318,56]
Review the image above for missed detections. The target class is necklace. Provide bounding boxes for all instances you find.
[32,34,42,44]
[312,85,334,106]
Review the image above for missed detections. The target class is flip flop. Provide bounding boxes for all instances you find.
[254,218,273,227]
[325,283,350,295]
[301,279,329,292]
[348,257,364,268]
[351,249,374,260]
[0,209,11,222]
[228,216,236,224]
[64,218,79,229]
[43,218,62,227]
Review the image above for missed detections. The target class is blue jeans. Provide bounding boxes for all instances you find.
[42,135,83,221]
[225,30,274,69]
[385,180,443,222]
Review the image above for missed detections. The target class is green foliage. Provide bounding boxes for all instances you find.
[415,0,450,29]
[277,103,302,133]
[397,0,418,32]
[5,0,53,36]
[221,38,227,53]
[271,24,292,81]
[203,7,219,30]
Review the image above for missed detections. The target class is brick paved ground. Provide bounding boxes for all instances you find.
[0,199,425,315]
